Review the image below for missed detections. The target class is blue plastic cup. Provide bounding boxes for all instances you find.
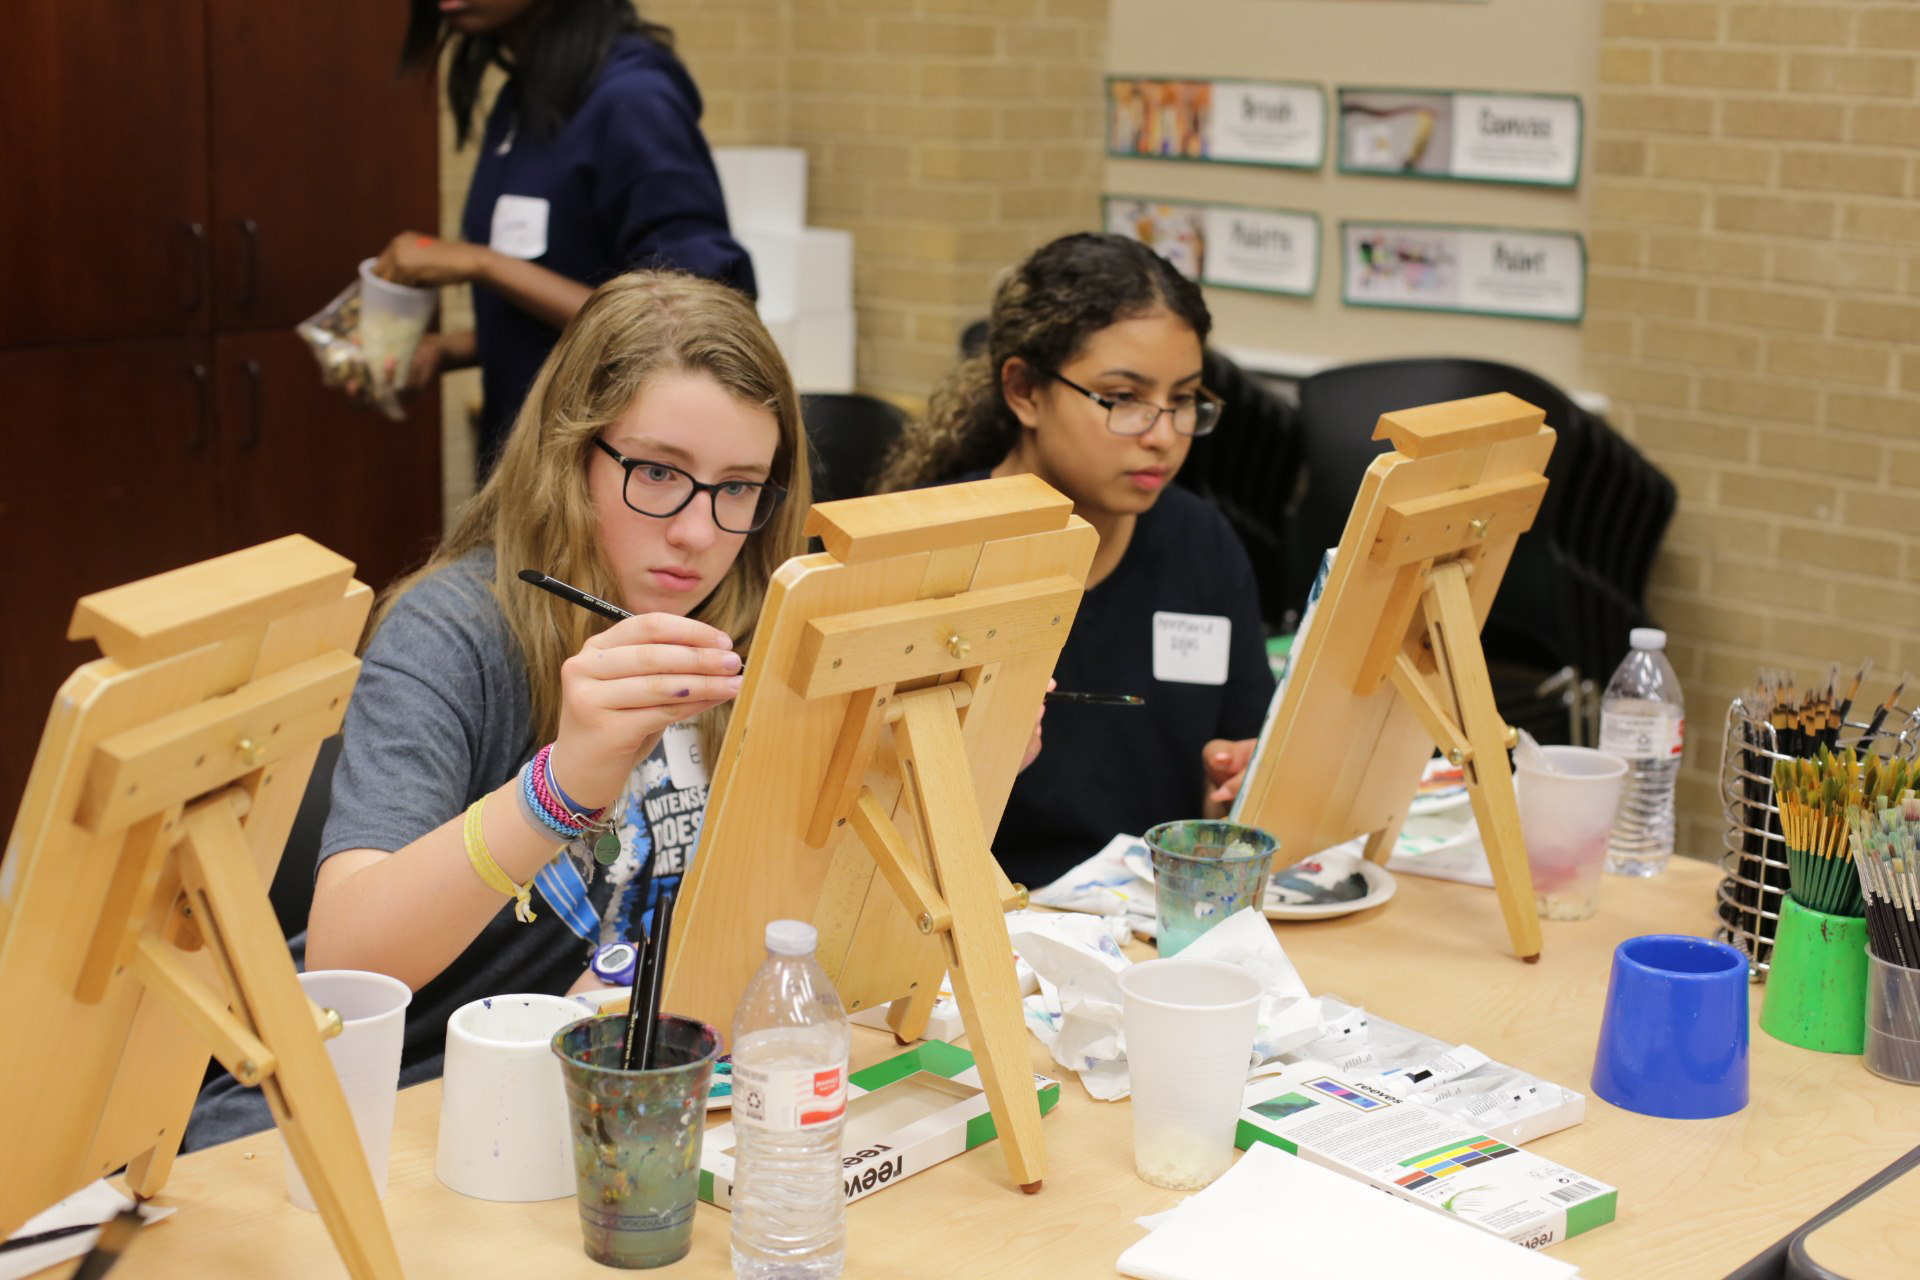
[1591,934,1749,1119]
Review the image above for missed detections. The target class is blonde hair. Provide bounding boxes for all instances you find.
[377,270,811,758]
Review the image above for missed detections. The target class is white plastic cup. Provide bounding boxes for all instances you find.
[284,969,412,1211]
[1516,746,1628,921]
[356,257,436,388]
[1118,958,1262,1191]
[435,993,589,1202]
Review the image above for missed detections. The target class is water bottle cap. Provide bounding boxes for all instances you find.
[765,920,817,956]
[1630,628,1667,651]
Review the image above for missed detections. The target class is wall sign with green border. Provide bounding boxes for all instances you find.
[1106,196,1321,298]
[1108,76,1325,170]
[1341,221,1585,323]
[1337,87,1581,187]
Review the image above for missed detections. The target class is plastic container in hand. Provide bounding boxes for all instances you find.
[1515,746,1627,920]
[1599,628,1685,877]
[356,257,436,389]
[730,921,850,1280]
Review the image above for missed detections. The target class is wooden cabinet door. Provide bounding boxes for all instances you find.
[213,330,442,594]
[0,1,210,347]
[206,0,441,331]
[0,337,221,821]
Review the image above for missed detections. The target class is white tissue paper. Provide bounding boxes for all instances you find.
[0,1181,174,1280]
[1029,833,1157,936]
[1004,907,1321,1101]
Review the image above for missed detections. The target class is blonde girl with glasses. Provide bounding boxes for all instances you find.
[877,233,1275,890]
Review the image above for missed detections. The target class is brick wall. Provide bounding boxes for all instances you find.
[1585,0,1920,858]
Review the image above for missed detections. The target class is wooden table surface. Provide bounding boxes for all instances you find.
[1796,1160,1920,1279]
[41,858,1920,1279]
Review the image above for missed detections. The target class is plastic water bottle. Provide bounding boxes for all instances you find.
[1600,628,1686,876]
[730,920,850,1280]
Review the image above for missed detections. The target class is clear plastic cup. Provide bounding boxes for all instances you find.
[356,257,436,389]
[283,969,411,1211]
[435,993,589,1203]
[1118,958,1262,1190]
[1515,746,1627,920]
[1863,954,1920,1085]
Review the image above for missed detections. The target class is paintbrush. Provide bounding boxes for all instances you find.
[1045,690,1145,706]
[621,886,678,1071]
[1863,672,1911,747]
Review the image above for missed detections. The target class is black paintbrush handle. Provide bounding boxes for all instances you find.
[637,888,677,1070]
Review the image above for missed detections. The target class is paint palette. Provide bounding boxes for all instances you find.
[1263,849,1397,921]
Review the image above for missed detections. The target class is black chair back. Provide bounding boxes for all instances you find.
[800,393,909,502]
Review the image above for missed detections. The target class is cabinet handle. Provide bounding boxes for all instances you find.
[235,218,259,309]
[181,222,207,313]
[187,363,211,454]
[240,359,263,449]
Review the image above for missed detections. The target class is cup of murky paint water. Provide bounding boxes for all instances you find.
[552,1013,721,1268]
[1145,820,1279,956]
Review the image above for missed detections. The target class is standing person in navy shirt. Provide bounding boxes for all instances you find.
[370,0,753,476]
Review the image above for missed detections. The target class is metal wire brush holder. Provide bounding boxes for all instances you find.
[1717,696,1919,980]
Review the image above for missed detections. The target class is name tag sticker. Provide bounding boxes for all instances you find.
[1152,612,1231,686]
[663,722,710,790]
[490,195,549,260]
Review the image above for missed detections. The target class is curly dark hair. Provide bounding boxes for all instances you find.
[875,233,1211,493]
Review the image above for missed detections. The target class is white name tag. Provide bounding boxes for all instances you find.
[1152,611,1231,686]
[663,722,710,790]
[489,194,549,260]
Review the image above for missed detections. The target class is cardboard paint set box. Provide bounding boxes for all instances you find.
[699,1040,1059,1210]
[1236,1061,1617,1251]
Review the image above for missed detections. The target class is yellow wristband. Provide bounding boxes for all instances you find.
[464,795,536,924]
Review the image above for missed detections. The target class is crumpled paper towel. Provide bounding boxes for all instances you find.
[1004,907,1321,1100]
[1029,833,1157,937]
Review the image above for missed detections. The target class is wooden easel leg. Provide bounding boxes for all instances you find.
[174,799,405,1278]
[1424,563,1542,963]
[895,694,1047,1193]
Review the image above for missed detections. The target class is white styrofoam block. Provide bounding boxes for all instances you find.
[791,307,856,394]
[713,146,807,234]
[739,227,854,316]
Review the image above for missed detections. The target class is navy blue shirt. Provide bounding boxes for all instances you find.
[461,35,754,469]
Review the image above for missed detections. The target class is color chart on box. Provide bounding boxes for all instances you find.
[1305,1077,1387,1110]
[1394,1136,1519,1189]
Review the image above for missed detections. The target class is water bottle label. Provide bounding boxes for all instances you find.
[1599,711,1684,760]
[731,1059,847,1132]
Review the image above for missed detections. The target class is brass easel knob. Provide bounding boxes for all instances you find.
[947,633,971,659]
[1447,748,1468,766]
[236,1059,262,1086]
[917,912,934,934]
[1013,883,1030,910]
[236,737,265,768]
[1503,725,1519,750]
[320,1007,344,1040]
[1469,517,1489,539]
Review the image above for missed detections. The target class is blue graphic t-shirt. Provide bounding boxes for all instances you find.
[579,722,710,948]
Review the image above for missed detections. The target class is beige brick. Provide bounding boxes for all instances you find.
[870,103,997,140]
[1776,526,1902,578]
[1043,0,1107,18]
[1650,140,1773,185]
[1890,446,1920,486]
[788,98,870,135]
[1596,137,1649,177]
[1850,103,1920,147]
[1715,195,1835,238]
[1595,362,1695,408]
[1826,390,1920,437]
[809,177,870,218]
[1596,91,1715,135]
[1647,232,1766,278]
[1903,353,1920,394]
[1699,376,1820,426]
[1834,582,1920,635]
[916,61,1037,99]
[1845,487,1920,537]
[1584,313,1638,356]
[921,0,1039,13]
[1589,272,1700,319]
[1756,429,1887,480]
[997,106,1084,141]
[1771,618,1904,671]
[871,183,997,222]
[1767,338,1893,386]
[1835,298,1920,344]
[1587,228,1645,268]
[1669,512,1778,561]
[998,186,1092,221]
[1842,202,1920,247]
[1648,547,1708,593]
[1715,561,1835,611]
[1720,97,1847,143]
[876,19,997,56]
[1790,53,1916,98]
[1592,184,1709,229]
[790,17,873,52]
[1721,468,1838,520]
[1601,45,1655,86]
[1727,4,1852,45]
[1857,8,1920,51]
[1631,411,1752,458]
[1641,322,1761,370]
[1705,286,1829,334]
[1603,1,1719,40]
[1651,593,1772,647]
[830,140,914,178]
[790,56,915,95]
[1780,150,1909,198]
[1772,244,1907,294]
[1663,49,1781,91]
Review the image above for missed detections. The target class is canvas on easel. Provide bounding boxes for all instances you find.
[0,536,403,1278]
[1234,392,1555,962]
[666,474,1095,1194]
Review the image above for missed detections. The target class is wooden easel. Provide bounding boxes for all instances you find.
[0,536,403,1277]
[667,475,1095,1194]
[1235,393,1555,962]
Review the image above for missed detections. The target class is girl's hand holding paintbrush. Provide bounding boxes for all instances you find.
[548,612,743,810]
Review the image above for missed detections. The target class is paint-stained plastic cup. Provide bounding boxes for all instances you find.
[436,993,590,1202]
[1590,935,1749,1119]
[553,1013,720,1269]
[1145,820,1278,957]
[284,969,412,1211]
[1516,746,1627,921]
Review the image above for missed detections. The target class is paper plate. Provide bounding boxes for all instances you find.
[1263,851,1397,921]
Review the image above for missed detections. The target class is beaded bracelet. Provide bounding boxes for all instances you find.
[463,795,536,923]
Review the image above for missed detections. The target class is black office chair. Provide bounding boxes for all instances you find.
[267,734,341,940]
[800,392,909,502]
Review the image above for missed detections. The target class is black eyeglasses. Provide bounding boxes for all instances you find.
[592,438,785,534]
[1049,371,1223,438]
